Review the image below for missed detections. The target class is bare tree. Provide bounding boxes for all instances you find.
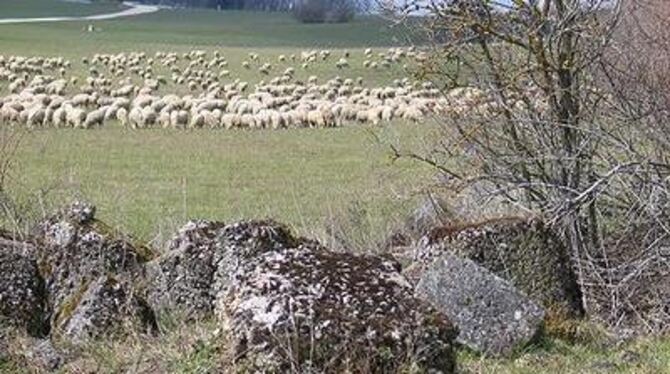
[385,0,670,334]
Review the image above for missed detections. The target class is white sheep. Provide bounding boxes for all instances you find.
[336,58,349,69]
[83,107,106,128]
[66,107,86,128]
[170,110,189,128]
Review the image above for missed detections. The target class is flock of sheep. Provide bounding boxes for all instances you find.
[0,48,486,130]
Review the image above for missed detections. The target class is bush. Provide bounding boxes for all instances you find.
[387,0,670,335]
[293,0,355,23]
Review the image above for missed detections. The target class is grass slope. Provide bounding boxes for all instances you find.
[0,0,125,19]
[0,9,419,57]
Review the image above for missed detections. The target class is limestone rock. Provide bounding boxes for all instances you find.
[413,217,583,317]
[0,239,47,337]
[147,220,226,319]
[147,219,301,322]
[57,276,156,343]
[416,253,545,357]
[31,202,153,340]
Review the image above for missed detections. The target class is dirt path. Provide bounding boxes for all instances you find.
[0,2,160,25]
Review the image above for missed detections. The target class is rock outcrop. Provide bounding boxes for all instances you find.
[0,236,47,337]
[1,205,462,371]
[58,276,156,343]
[31,201,155,341]
[147,220,227,319]
[417,253,545,357]
[217,220,458,372]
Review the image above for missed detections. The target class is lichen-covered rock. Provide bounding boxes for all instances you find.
[218,220,457,372]
[147,220,226,319]
[213,220,303,303]
[147,219,300,323]
[57,276,156,343]
[0,238,47,337]
[411,217,583,317]
[417,253,545,357]
[31,202,153,340]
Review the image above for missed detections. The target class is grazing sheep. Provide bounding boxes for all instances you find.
[240,113,256,128]
[220,113,237,129]
[158,110,171,128]
[189,112,205,128]
[203,110,221,128]
[83,107,106,128]
[112,84,135,97]
[26,106,46,128]
[170,110,189,128]
[104,106,118,121]
[0,49,453,130]
[141,106,157,127]
[402,105,423,122]
[336,58,349,69]
[128,107,142,128]
[66,107,86,128]
[52,107,66,127]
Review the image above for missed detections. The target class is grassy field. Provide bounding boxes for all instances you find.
[0,8,418,57]
[11,123,434,243]
[0,0,125,18]
[0,7,420,90]
[3,317,669,373]
[0,3,432,242]
[459,336,670,374]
